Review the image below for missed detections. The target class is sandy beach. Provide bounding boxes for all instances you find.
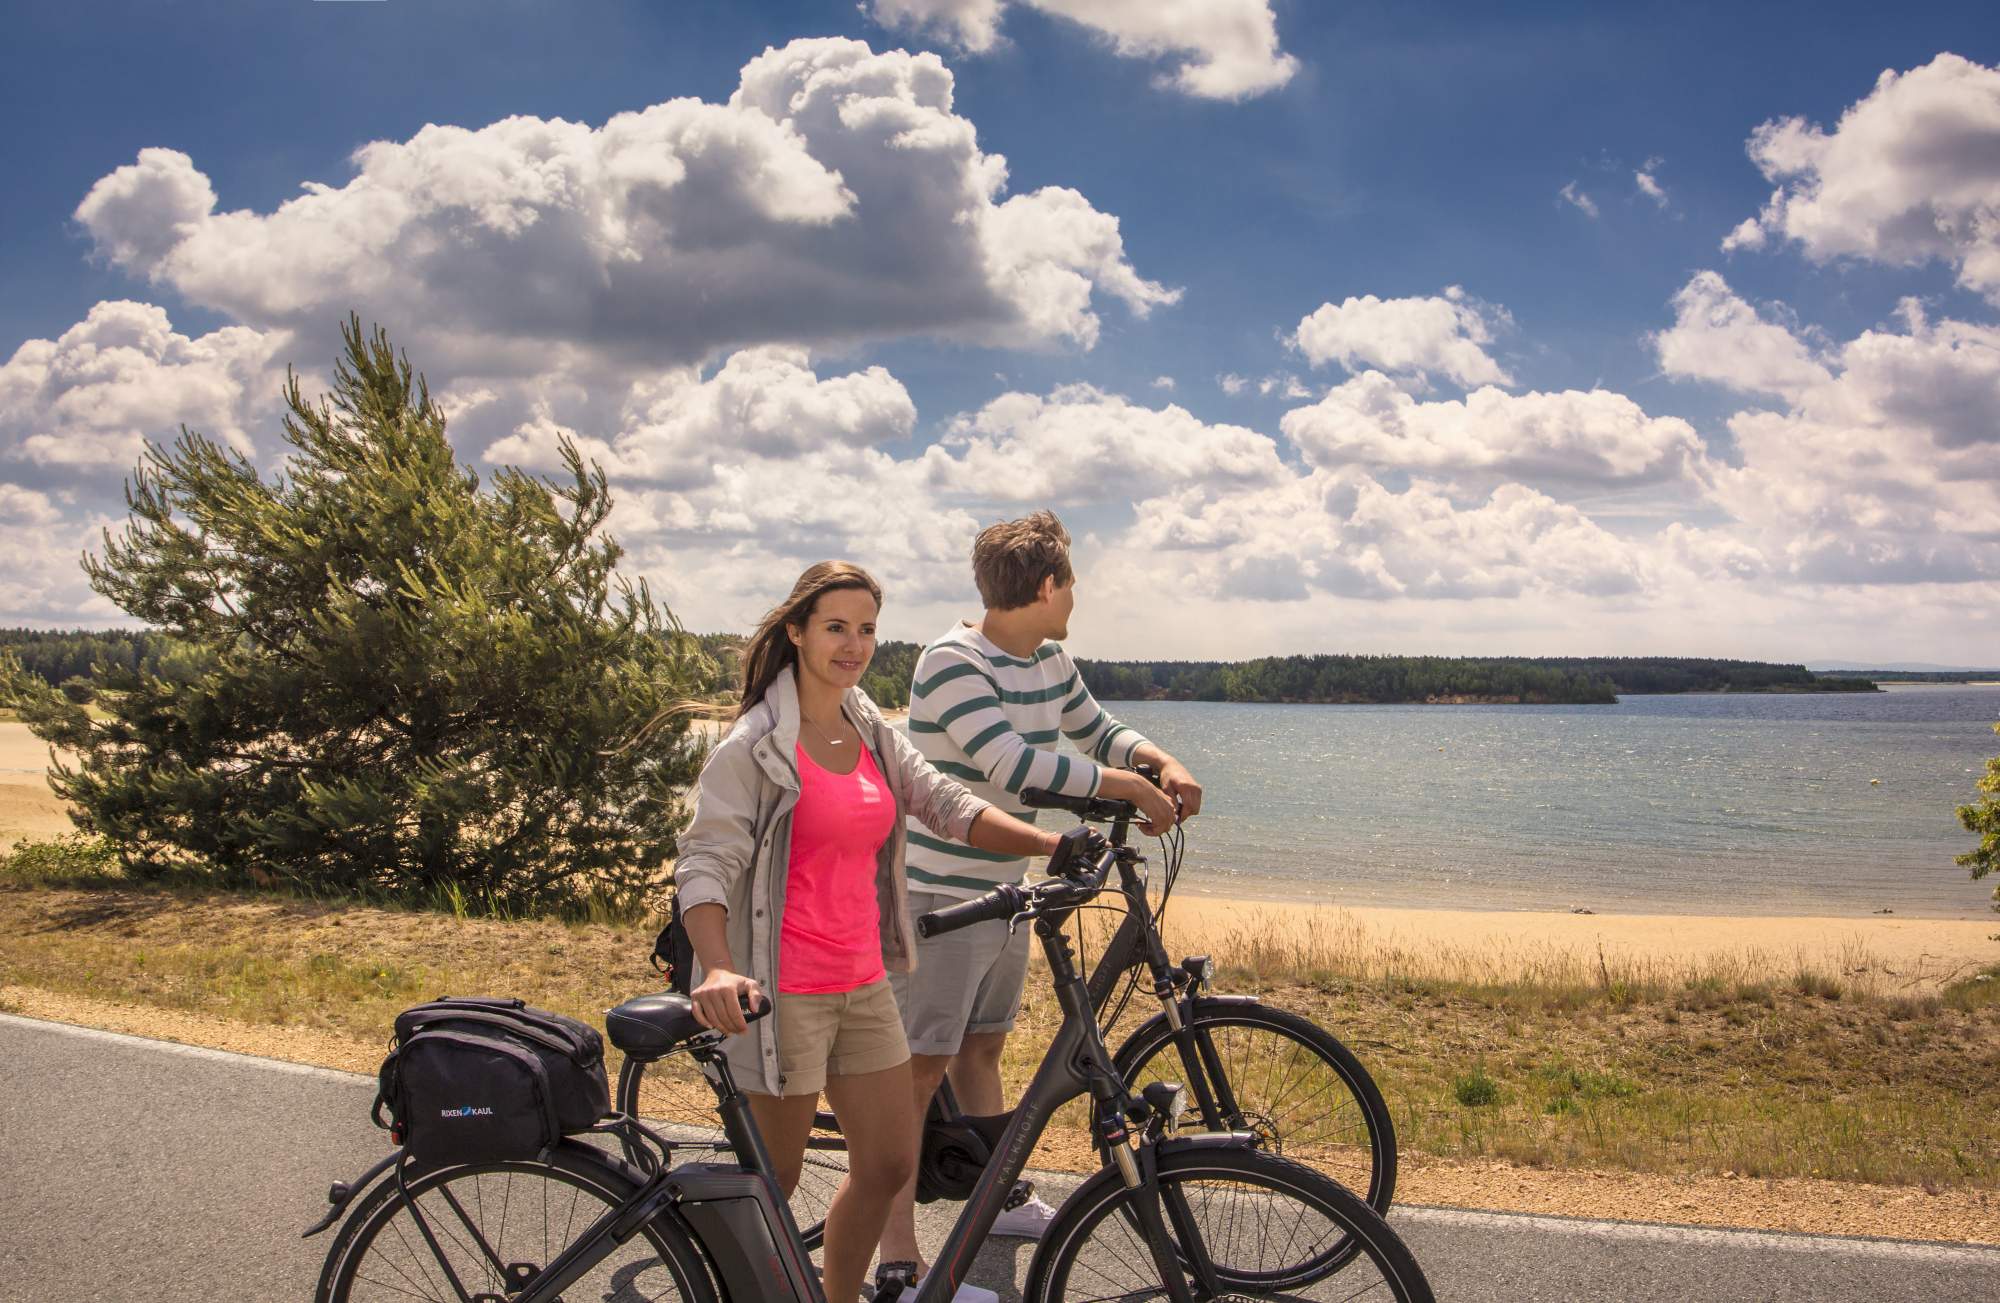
[1153,892,1998,992]
[5,721,1994,984]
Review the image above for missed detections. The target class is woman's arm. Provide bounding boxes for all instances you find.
[683,902,763,1035]
[966,807,1061,860]
[671,725,761,917]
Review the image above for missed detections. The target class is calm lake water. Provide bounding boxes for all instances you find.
[1096,685,2000,918]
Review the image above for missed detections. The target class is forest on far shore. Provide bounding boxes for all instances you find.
[5,627,1876,711]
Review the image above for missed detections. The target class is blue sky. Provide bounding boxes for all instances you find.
[3,1,1998,661]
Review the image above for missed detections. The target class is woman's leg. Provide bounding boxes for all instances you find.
[745,1090,823,1197]
[821,1060,918,1302]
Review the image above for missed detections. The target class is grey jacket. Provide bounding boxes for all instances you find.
[673,667,991,1095]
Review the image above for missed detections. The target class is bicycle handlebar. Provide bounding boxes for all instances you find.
[916,827,1115,938]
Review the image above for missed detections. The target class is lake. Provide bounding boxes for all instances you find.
[1096,685,2000,918]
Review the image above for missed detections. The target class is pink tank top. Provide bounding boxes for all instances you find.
[778,742,896,994]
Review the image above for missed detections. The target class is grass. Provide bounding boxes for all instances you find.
[2,856,1996,1191]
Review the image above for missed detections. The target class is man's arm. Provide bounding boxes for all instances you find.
[1058,672,1186,829]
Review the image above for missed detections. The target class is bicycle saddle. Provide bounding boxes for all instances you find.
[604,993,707,1057]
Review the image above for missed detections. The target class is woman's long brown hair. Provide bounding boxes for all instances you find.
[734,561,884,721]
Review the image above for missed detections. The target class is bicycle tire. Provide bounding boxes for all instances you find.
[315,1141,717,1303]
[615,1052,846,1251]
[1024,1146,1433,1302]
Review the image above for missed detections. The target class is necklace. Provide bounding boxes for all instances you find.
[802,709,848,747]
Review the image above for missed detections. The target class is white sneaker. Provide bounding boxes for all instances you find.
[872,1262,998,1303]
[918,1274,997,1303]
[990,1191,1058,1239]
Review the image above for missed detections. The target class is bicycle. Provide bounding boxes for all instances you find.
[619,769,1397,1276]
[309,825,1435,1301]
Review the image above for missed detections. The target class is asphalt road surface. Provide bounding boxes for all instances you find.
[3,1013,1997,1301]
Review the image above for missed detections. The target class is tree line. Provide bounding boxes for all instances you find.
[1072,654,1874,704]
[8,634,1873,710]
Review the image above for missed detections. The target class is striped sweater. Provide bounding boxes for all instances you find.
[904,622,1151,898]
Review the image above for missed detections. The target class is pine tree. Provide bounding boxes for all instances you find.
[1,319,709,913]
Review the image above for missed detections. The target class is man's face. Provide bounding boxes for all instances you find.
[1044,573,1076,640]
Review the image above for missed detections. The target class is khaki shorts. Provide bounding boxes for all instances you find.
[889,889,1032,1057]
[750,978,910,1097]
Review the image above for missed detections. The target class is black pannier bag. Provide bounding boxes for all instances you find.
[373,997,609,1168]
[651,890,696,996]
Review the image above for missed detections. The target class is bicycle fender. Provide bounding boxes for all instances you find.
[302,1150,406,1238]
[1189,994,1265,1012]
[1110,994,1265,1072]
[1154,1131,1263,1157]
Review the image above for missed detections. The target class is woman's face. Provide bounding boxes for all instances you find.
[788,586,879,694]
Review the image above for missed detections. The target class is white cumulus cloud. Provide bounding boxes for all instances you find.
[1724,53,2000,303]
[1652,271,1831,401]
[920,384,1288,503]
[0,300,286,470]
[73,40,1175,375]
[1280,371,1712,489]
[483,346,916,487]
[1292,287,1512,390]
[1658,273,2000,584]
[867,0,1298,100]
[1130,468,1649,602]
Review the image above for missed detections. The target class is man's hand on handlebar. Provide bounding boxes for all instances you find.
[1157,759,1202,821]
[1099,767,1181,835]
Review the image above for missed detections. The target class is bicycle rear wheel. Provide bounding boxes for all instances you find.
[616,1052,847,1250]
[1024,1146,1432,1302]
[315,1142,715,1303]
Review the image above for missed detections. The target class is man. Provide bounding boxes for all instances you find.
[876,510,1202,1299]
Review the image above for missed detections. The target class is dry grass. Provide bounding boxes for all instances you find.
[3,871,1994,1191]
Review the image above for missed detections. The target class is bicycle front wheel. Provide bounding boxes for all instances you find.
[616,1052,847,1250]
[1024,1146,1433,1303]
[315,1142,716,1303]
[1114,1001,1397,1213]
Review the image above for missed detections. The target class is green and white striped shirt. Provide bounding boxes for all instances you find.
[904,622,1151,899]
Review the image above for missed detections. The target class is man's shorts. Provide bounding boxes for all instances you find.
[889,888,1033,1057]
[749,977,909,1097]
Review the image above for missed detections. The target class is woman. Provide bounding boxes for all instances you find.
[673,561,1056,1303]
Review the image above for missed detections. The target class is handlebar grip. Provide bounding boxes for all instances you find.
[1020,787,1139,821]
[917,886,1023,939]
[742,994,773,1025]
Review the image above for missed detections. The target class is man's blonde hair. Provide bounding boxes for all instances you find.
[972,510,1073,610]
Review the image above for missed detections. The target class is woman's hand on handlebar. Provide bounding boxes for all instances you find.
[690,967,765,1035]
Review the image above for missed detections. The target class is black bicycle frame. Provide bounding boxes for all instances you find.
[912,887,1195,1303]
[1075,816,1253,1146]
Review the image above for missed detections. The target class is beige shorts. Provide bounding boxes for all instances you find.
[753,977,910,1097]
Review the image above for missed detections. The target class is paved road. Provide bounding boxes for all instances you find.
[3,1013,1998,1301]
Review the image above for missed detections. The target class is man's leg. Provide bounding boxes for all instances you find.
[945,1029,1009,1114]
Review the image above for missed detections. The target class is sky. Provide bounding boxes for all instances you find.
[2,0,1998,664]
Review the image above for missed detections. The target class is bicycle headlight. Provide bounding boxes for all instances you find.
[1180,955,1214,988]
[1140,1081,1188,1136]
